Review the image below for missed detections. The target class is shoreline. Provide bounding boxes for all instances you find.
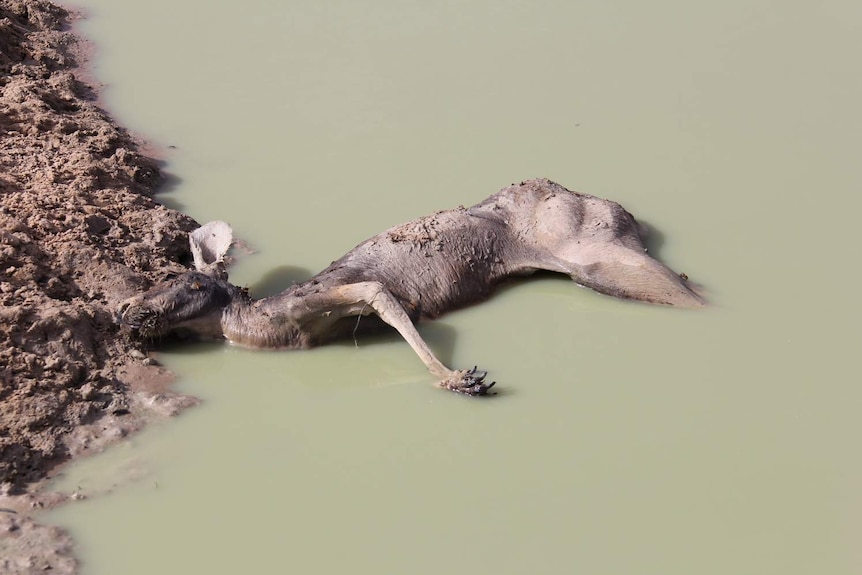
[1,1,198,571]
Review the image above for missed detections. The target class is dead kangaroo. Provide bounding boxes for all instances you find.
[118,179,704,395]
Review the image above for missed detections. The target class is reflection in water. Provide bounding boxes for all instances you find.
[45,0,862,574]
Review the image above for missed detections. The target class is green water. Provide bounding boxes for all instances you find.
[45,1,862,573]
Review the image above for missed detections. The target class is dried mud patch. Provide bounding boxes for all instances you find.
[2,1,201,572]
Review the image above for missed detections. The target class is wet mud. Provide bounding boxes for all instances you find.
[1,1,202,571]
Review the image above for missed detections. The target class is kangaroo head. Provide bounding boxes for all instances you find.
[117,222,242,339]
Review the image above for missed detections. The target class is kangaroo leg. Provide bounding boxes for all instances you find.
[517,190,704,306]
[297,282,495,396]
[541,240,705,307]
[497,180,704,307]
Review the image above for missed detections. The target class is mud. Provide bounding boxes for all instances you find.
[1,0,203,571]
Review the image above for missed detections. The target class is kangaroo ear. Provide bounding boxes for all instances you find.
[189,221,233,278]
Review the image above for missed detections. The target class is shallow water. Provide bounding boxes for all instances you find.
[45,1,862,573]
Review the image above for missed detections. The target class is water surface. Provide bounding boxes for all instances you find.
[46,1,862,573]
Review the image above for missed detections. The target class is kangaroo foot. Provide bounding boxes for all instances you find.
[438,366,496,396]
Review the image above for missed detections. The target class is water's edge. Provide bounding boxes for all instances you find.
[0,2,204,572]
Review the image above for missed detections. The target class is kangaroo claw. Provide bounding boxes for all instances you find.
[438,367,496,396]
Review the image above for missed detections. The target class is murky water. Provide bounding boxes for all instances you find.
[44,1,862,573]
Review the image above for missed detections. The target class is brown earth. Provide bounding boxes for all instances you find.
[1,0,202,571]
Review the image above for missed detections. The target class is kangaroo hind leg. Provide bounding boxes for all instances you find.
[524,192,703,307]
[539,236,705,307]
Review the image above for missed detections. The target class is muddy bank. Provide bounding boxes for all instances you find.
[2,0,201,571]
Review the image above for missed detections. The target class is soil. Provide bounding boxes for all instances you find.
[1,0,202,571]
